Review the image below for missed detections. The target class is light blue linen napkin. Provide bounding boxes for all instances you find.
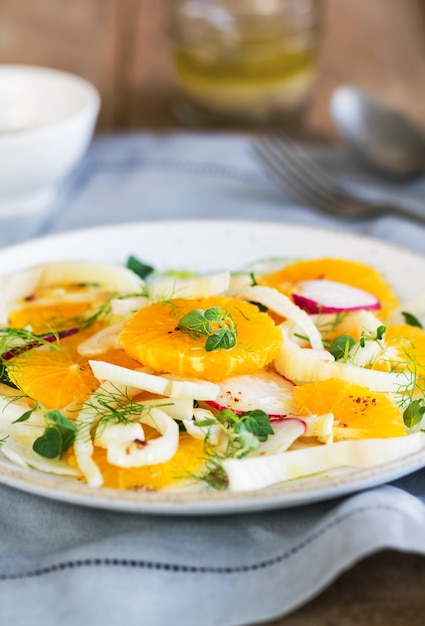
[1,132,425,626]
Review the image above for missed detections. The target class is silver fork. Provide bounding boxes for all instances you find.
[253,135,425,225]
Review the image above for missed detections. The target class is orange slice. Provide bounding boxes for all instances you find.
[119,296,282,381]
[89,432,205,490]
[259,258,399,321]
[8,302,94,334]
[371,323,425,380]
[8,328,140,409]
[293,378,406,441]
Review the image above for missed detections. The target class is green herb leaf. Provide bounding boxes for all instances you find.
[32,409,77,459]
[45,408,77,432]
[402,311,423,328]
[249,272,258,286]
[178,309,213,338]
[191,408,275,490]
[205,328,236,351]
[403,400,425,430]
[204,307,223,322]
[376,325,386,340]
[223,408,274,455]
[235,423,260,451]
[12,408,36,424]
[248,300,268,312]
[126,255,154,280]
[329,335,356,361]
[178,307,237,352]
[33,426,63,459]
[241,409,274,441]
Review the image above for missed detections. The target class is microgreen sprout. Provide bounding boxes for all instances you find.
[403,398,425,431]
[32,409,77,459]
[177,307,237,352]
[402,311,423,328]
[193,408,274,490]
[126,255,155,280]
[329,335,357,362]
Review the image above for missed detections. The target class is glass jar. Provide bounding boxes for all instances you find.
[166,0,321,128]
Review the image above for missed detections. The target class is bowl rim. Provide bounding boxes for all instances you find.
[0,64,101,144]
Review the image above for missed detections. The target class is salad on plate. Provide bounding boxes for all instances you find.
[0,254,425,495]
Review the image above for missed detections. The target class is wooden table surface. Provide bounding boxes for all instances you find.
[2,1,425,624]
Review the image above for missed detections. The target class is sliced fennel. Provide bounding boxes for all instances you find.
[148,271,230,301]
[1,436,81,477]
[275,321,413,392]
[233,284,324,351]
[75,379,196,485]
[222,432,425,492]
[89,360,219,400]
[390,288,425,325]
[110,296,148,316]
[95,408,179,468]
[35,261,144,294]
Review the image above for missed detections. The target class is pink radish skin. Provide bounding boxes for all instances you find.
[292,279,381,314]
[205,370,295,417]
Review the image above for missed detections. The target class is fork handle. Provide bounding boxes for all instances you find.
[375,200,425,225]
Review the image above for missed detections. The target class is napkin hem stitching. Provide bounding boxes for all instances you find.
[0,502,406,580]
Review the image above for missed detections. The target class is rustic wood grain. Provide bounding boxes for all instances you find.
[1,2,425,624]
[1,0,425,138]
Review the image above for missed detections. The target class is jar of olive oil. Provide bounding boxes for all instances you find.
[166,0,321,127]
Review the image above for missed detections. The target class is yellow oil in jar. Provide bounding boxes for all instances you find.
[174,43,314,88]
[171,27,317,124]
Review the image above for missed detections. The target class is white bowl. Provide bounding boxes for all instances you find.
[0,65,100,216]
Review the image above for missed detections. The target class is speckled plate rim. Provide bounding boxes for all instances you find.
[1,218,425,516]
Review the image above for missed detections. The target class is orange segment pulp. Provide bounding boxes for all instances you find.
[89,432,205,490]
[371,323,425,381]
[259,258,399,321]
[8,302,95,334]
[8,328,140,409]
[293,378,406,441]
[119,296,283,381]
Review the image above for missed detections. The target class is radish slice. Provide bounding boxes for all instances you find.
[206,371,296,416]
[222,432,425,492]
[292,279,381,314]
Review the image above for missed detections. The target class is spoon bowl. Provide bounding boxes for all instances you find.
[330,85,425,179]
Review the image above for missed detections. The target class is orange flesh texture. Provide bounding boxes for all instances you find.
[7,310,140,409]
[119,296,283,381]
[293,378,406,441]
[88,432,205,490]
[259,258,399,321]
[8,327,141,409]
[7,283,111,333]
[370,323,425,387]
[8,302,94,334]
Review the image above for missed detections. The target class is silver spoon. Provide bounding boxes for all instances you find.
[330,85,425,179]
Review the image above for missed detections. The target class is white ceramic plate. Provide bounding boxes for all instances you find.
[1,219,425,515]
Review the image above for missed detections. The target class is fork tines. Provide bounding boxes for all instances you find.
[253,135,341,212]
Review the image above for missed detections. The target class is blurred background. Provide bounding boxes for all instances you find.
[2,0,424,141]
